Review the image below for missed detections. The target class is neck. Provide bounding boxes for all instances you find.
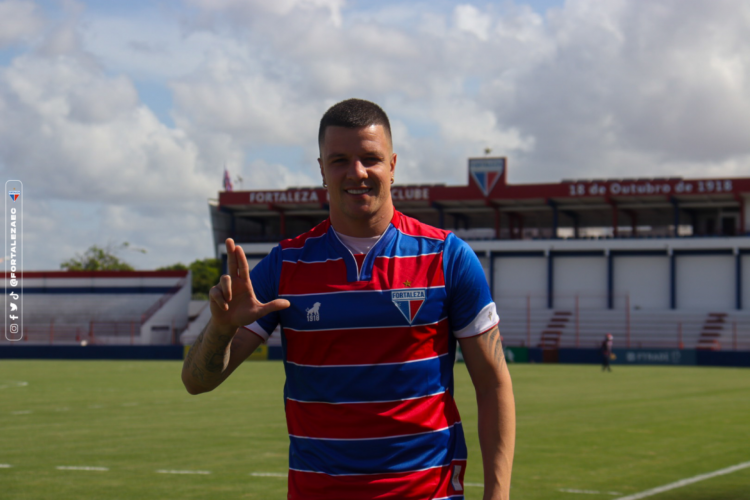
[330,206,394,237]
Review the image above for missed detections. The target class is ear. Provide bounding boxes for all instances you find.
[390,153,397,176]
[318,157,325,185]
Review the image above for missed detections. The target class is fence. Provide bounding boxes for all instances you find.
[496,293,750,351]
[1,319,184,346]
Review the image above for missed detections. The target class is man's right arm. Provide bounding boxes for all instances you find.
[181,321,263,394]
[180,238,289,395]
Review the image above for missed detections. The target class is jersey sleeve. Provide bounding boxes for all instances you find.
[244,245,282,342]
[443,233,499,338]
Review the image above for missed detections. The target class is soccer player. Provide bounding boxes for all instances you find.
[182,99,515,500]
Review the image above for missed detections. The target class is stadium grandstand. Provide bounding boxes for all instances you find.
[2,270,191,345]
[208,157,750,353]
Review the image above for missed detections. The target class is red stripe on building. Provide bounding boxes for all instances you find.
[1,270,188,279]
[280,252,445,294]
[285,318,451,366]
[286,392,459,440]
[288,460,466,500]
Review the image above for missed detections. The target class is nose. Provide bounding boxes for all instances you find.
[346,158,367,181]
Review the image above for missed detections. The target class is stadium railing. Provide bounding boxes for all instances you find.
[496,293,750,351]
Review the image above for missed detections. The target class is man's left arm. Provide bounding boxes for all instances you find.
[459,326,515,500]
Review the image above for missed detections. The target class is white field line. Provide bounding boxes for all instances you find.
[11,410,31,415]
[0,464,12,468]
[464,482,483,487]
[0,381,27,389]
[156,469,211,475]
[250,472,287,477]
[560,489,620,495]
[615,461,750,500]
[56,466,109,471]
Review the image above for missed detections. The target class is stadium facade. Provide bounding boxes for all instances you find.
[211,158,750,351]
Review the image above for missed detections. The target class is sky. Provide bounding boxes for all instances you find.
[2,0,749,270]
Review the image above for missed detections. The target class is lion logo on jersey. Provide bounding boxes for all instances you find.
[306,302,321,322]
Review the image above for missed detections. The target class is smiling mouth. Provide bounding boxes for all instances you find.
[345,188,371,195]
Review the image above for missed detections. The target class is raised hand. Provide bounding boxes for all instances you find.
[209,238,290,329]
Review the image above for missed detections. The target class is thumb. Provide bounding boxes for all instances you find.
[259,299,291,316]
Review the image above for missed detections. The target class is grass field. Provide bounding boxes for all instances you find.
[1,360,749,500]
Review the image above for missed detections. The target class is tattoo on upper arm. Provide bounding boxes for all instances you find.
[479,327,505,366]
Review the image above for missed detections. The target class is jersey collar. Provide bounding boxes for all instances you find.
[327,211,402,282]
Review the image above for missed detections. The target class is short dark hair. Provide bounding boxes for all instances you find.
[318,98,392,149]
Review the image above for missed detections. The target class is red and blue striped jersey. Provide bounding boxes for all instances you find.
[246,211,499,499]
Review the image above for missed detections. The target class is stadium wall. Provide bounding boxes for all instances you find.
[519,348,749,367]
[2,344,745,367]
[0,345,183,360]
[465,237,750,311]
[140,281,191,343]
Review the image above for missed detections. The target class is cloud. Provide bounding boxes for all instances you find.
[497,0,750,179]
[185,0,345,27]
[0,54,211,204]
[4,0,750,270]
[455,4,492,41]
[0,0,44,48]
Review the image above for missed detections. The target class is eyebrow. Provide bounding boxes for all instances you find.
[325,150,386,161]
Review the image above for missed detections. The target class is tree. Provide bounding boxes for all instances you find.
[157,263,189,271]
[61,243,136,271]
[158,258,221,299]
[188,258,222,299]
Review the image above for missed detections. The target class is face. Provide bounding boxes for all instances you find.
[318,124,397,236]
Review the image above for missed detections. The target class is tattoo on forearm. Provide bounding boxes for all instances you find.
[480,327,506,366]
[203,334,232,373]
[184,325,232,387]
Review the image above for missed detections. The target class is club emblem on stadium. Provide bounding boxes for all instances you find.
[8,189,19,201]
[391,289,425,324]
[469,158,505,197]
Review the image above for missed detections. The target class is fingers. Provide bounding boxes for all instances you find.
[219,274,232,303]
[209,275,233,311]
[209,285,228,312]
[226,238,237,277]
[235,244,249,279]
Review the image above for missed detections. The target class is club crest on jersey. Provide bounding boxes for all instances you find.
[391,289,425,324]
[9,189,19,202]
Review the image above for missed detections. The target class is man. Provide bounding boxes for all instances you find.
[182,99,515,499]
[601,333,614,372]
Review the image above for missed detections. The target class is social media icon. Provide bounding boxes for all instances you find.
[10,303,17,311]
[9,314,18,320]
[9,292,18,299]
[9,279,17,286]
[9,324,18,334]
